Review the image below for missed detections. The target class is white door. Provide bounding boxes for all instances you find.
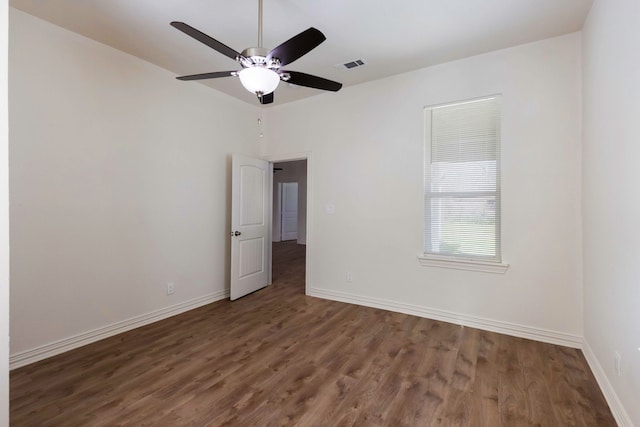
[280,182,298,241]
[230,155,270,301]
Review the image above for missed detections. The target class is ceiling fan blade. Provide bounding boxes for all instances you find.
[267,28,326,67]
[259,92,274,105]
[176,71,236,81]
[170,22,241,61]
[285,71,342,92]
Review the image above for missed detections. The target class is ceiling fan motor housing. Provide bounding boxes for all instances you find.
[240,47,280,69]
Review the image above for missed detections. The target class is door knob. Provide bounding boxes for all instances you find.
[230,231,241,236]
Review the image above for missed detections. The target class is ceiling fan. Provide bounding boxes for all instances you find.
[170,0,343,105]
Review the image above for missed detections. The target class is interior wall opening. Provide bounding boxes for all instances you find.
[271,159,307,293]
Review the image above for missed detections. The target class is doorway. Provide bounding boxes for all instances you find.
[271,159,308,291]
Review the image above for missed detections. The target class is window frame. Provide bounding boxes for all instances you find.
[419,95,509,273]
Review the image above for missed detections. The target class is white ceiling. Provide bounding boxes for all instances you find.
[9,0,593,106]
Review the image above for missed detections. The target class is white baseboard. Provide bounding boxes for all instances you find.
[582,341,634,427]
[308,287,583,348]
[10,289,229,370]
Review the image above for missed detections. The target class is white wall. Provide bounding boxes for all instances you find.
[582,0,640,424]
[264,33,584,341]
[9,9,260,356]
[1,0,10,424]
[272,160,307,244]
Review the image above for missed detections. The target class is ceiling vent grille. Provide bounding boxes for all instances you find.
[336,59,367,70]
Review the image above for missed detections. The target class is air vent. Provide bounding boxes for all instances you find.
[335,59,367,70]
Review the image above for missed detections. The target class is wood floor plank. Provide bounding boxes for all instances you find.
[517,339,559,425]
[10,241,617,426]
[497,336,530,425]
[468,330,501,426]
[437,326,480,426]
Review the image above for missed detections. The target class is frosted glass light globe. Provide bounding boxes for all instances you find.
[238,67,280,95]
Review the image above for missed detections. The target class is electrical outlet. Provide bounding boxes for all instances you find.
[167,282,175,295]
[614,351,621,376]
[346,272,353,283]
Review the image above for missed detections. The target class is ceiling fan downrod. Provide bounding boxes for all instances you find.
[258,0,263,48]
[239,0,271,67]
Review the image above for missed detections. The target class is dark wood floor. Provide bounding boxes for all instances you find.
[11,241,615,426]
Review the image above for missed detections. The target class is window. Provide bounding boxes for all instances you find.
[421,96,507,272]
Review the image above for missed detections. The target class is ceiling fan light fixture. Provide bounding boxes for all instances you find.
[238,66,280,95]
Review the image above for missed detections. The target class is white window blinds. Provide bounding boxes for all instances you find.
[424,96,501,261]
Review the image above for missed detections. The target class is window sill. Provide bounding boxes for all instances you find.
[417,254,509,274]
